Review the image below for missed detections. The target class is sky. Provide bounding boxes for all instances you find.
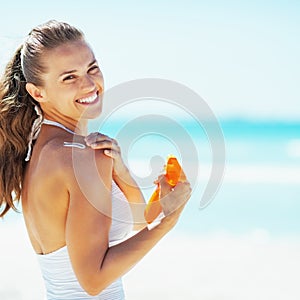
[0,0,299,121]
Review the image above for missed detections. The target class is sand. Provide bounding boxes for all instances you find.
[1,215,300,300]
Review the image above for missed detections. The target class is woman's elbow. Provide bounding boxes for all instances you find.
[79,277,106,296]
[86,288,102,297]
[82,283,104,296]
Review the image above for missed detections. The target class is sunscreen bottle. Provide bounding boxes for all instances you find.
[144,155,182,224]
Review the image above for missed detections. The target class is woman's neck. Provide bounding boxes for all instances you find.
[42,113,88,136]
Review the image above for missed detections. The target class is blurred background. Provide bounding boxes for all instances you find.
[1,1,299,299]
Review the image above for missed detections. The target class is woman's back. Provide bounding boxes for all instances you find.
[22,126,73,255]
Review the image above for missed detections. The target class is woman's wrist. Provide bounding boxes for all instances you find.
[147,211,165,230]
[113,164,130,180]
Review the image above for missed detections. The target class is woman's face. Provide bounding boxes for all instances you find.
[38,39,104,122]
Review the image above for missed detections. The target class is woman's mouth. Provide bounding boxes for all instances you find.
[76,93,98,105]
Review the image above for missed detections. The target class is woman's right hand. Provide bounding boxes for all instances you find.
[158,173,192,228]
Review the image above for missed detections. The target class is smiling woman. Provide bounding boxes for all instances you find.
[26,38,104,124]
[0,20,191,299]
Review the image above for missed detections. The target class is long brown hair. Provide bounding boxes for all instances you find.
[0,20,84,217]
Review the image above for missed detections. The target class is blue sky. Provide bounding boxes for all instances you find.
[0,0,299,120]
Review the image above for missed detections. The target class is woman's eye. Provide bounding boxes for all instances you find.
[88,65,100,74]
[63,75,76,81]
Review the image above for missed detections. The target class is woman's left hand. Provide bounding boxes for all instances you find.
[84,132,128,178]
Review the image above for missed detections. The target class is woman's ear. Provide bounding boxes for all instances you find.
[25,83,46,103]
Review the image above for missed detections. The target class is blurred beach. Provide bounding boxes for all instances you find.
[2,217,300,300]
[1,119,300,299]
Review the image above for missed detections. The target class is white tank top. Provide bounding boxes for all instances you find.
[37,178,133,300]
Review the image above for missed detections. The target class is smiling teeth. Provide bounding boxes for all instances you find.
[77,93,97,104]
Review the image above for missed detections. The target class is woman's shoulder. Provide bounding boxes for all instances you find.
[38,134,113,183]
[37,134,114,215]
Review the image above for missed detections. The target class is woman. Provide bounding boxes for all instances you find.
[0,20,191,299]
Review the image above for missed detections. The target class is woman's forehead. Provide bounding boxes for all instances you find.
[42,40,95,74]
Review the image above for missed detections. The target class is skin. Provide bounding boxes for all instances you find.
[21,39,192,296]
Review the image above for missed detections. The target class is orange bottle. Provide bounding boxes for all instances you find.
[144,155,182,224]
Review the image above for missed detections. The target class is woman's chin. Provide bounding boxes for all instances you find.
[80,101,103,120]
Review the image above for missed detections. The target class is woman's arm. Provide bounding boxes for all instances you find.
[85,133,147,230]
[113,167,147,231]
[65,147,191,296]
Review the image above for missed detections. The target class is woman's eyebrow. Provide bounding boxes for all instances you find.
[59,60,97,77]
[88,59,97,66]
[59,69,76,76]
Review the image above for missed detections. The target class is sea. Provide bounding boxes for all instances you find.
[86,116,300,239]
[2,116,300,239]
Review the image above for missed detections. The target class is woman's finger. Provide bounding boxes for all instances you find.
[179,167,187,182]
[159,181,192,217]
[85,132,115,146]
[85,137,120,152]
[94,141,119,151]
[103,149,120,159]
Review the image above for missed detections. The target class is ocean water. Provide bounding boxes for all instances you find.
[2,118,299,239]
[89,118,300,238]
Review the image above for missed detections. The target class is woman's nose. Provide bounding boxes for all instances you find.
[80,75,96,91]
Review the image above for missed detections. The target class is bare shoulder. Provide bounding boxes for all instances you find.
[39,135,113,188]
